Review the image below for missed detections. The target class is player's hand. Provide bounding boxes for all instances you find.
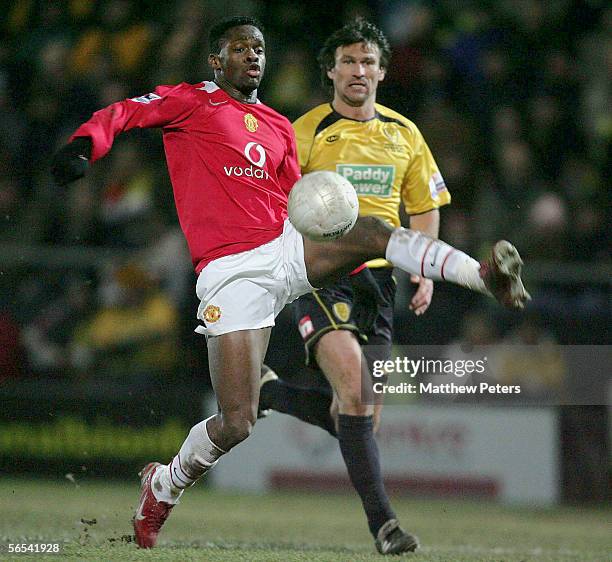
[409,274,433,316]
[350,267,385,333]
[51,137,92,186]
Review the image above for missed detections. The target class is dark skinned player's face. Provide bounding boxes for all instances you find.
[209,25,266,94]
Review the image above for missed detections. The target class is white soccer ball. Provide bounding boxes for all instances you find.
[288,171,359,241]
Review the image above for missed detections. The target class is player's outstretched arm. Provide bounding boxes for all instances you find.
[51,137,92,186]
[50,83,199,186]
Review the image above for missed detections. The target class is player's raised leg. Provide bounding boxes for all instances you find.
[303,216,530,309]
[133,328,270,548]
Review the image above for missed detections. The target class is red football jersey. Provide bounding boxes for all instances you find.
[70,81,301,272]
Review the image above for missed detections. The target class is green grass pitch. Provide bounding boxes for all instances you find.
[0,477,609,561]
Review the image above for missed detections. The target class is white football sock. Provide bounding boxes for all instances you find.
[385,227,489,294]
[152,415,227,504]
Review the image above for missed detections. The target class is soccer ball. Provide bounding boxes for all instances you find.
[288,171,359,241]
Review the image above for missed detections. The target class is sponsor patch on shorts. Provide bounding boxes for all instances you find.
[298,316,314,339]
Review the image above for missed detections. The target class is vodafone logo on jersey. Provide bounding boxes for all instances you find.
[244,142,266,167]
[224,142,269,180]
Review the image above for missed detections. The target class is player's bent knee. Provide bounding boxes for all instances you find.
[356,214,386,229]
[337,215,392,262]
[353,215,393,242]
[337,392,372,416]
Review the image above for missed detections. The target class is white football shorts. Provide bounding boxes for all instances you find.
[194,219,314,337]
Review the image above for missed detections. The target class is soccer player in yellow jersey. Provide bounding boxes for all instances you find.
[259,18,450,554]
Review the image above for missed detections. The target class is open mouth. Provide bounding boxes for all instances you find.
[246,66,261,78]
[348,81,367,90]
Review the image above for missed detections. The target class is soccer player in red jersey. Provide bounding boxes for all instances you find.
[52,16,529,550]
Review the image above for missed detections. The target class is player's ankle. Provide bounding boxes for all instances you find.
[151,464,183,504]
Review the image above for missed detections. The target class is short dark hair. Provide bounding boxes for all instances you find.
[318,18,391,89]
[208,16,264,54]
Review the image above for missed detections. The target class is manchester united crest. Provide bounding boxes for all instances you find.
[332,302,351,322]
[203,304,221,323]
[244,113,258,132]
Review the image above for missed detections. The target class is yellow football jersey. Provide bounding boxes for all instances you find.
[293,103,451,267]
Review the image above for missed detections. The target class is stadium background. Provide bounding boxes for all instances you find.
[0,0,609,521]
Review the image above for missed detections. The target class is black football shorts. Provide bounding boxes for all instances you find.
[293,267,396,370]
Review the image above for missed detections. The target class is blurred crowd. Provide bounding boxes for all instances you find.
[0,0,610,382]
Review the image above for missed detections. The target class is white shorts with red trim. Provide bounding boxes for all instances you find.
[194,219,314,337]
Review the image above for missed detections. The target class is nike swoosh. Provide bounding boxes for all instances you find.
[209,100,228,106]
[172,466,189,486]
[134,494,147,521]
[430,246,441,267]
